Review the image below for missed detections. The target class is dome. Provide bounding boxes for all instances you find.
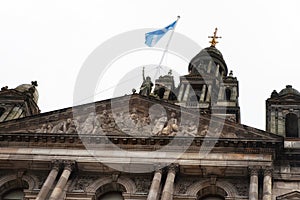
[15,81,39,103]
[201,46,224,58]
[278,85,300,96]
[188,46,228,76]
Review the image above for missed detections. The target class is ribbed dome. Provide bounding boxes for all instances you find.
[188,46,228,76]
[278,85,300,96]
[15,82,39,103]
[201,46,224,58]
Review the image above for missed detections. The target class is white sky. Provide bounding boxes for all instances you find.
[1,0,300,130]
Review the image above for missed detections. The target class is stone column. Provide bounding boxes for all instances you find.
[182,85,190,102]
[249,167,259,200]
[161,164,178,200]
[177,84,185,101]
[36,160,60,200]
[263,167,273,200]
[200,85,207,102]
[49,161,75,200]
[147,169,162,200]
[205,85,212,102]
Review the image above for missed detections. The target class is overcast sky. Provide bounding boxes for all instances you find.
[1,0,300,130]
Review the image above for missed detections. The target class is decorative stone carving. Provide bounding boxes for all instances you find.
[160,112,179,136]
[64,118,78,134]
[197,125,237,138]
[180,121,198,136]
[174,177,198,194]
[35,119,79,134]
[133,177,151,193]
[35,124,48,133]
[32,107,238,138]
[229,178,249,196]
[152,115,167,135]
[72,175,99,192]
[81,113,97,134]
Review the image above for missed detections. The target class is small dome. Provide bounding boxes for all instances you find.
[188,46,228,76]
[15,81,39,103]
[278,85,300,96]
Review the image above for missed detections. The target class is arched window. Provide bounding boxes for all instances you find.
[2,189,25,200]
[0,179,28,200]
[285,113,299,137]
[95,183,125,200]
[0,107,5,118]
[225,88,232,101]
[98,191,124,200]
[197,186,227,200]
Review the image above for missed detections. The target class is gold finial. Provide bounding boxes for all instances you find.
[208,28,222,47]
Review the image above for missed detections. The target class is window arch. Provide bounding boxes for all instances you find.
[196,186,227,200]
[2,189,25,200]
[0,179,28,200]
[285,113,299,138]
[95,183,126,200]
[224,88,232,101]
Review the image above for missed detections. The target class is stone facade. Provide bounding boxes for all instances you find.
[0,41,300,200]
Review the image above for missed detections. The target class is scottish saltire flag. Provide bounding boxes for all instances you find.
[145,20,177,47]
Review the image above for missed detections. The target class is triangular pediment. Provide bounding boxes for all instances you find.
[277,191,300,199]
[0,94,281,142]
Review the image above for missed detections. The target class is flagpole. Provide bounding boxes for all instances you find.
[155,16,180,77]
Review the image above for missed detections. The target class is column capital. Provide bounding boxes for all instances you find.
[154,168,163,174]
[248,166,260,176]
[51,160,61,171]
[153,163,163,173]
[167,163,179,173]
[63,160,76,171]
[262,167,273,176]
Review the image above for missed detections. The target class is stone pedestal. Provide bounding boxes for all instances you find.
[161,164,178,200]
[36,161,60,200]
[147,169,162,200]
[249,167,259,200]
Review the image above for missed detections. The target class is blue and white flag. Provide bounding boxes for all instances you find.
[145,20,177,47]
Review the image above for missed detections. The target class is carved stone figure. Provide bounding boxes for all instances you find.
[207,127,221,137]
[81,113,96,133]
[98,110,116,130]
[50,121,65,133]
[141,113,151,126]
[139,67,153,96]
[130,108,139,124]
[160,112,179,136]
[63,118,77,134]
[168,112,179,132]
[220,131,238,138]
[182,121,198,136]
[36,124,48,133]
[46,123,54,133]
[199,125,208,136]
[161,121,172,135]
[152,115,167,135]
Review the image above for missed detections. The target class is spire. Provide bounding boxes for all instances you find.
[208,28,222,47]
